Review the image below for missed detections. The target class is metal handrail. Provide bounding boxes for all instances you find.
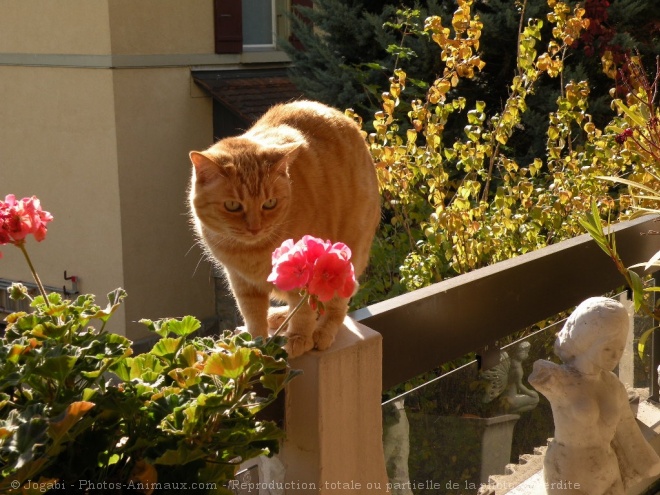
[0,278,67,315]
[351,215,660,391]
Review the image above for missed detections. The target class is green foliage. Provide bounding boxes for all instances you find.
[350,0,656,305]
[281,0,448,117]
[285,0,656,171]
[606,57,660,214]
[0,287,298,494]
[580,56,660,361]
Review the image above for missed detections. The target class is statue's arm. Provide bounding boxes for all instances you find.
[528,359,558,395]
[509,360,538,398]
[518,382,539,398]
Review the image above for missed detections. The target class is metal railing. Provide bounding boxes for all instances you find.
[351,215,660,393]
[0,278,68,330]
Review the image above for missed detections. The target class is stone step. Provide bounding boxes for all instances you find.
[478,444,548,495]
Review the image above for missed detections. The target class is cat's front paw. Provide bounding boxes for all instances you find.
[313,328,337,351]
[285,333,315,358]
[267,306,289,329]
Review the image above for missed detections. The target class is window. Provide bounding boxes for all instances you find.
[214,0,311,54]
[242,0,276,49]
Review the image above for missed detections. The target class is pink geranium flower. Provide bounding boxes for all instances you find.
[268,235,357,317]
[0,194,53,249]
[300,235,330,260]
[0,194,53,304]
[270,238,296,264]
[23,196,52,242]
[267,235,357,340]
[308,250,356,302]
[267,246,313,291]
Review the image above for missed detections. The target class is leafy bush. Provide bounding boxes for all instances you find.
[0,287,297,494]
[581,56,660,358]
[351,0,657,307]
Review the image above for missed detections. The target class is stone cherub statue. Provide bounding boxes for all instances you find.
[529,297,660,495]
[481,341,539,414]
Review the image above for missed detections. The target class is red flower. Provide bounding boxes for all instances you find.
[0,194,53,254]
[308,250,356,302]
[268,236,357,302]
[270,238,296,264]
[267,246,313,291]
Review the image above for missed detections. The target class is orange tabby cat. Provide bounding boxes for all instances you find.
[189,100,380,357]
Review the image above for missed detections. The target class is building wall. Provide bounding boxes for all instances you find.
[0,2,217,339]
[108,0,214,55]
[0,0,112,55]
[0,66,127,327]
[112,67,215,340]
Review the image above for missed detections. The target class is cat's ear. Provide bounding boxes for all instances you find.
[270,143,302,176]
[190,151,230,183]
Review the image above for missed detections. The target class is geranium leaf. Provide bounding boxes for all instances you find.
[154,444,207,466]
[260,370,301,394]
[48,401,95,444]
[11,414,48,470]
[166,316,201,337]
[35,356,77,382]
[204,348,253,379]
[150,338,182,359]
[83,289,126,322]
[168,367,201,388]
[111,354,165,381]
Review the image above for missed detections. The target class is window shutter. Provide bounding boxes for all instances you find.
[214,0,242,54]
[289,0,313,50]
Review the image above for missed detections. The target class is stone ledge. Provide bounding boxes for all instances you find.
[279,317,390,494]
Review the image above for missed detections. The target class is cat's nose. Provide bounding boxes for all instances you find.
[246,227,261,235]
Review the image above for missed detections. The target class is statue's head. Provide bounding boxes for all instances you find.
[554,297,629,372]
[513,341,532,360]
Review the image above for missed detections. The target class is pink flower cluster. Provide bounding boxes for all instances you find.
[0,194,53,256]
[268,235,356,303]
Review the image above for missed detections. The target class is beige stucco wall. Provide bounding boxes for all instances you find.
[0,65,216,339]
[0,66,127,329]
[0,0,215,56]
[0,1,218,339]
[0,1,112,55]
[112,67,215,340]
[108,0,214,55]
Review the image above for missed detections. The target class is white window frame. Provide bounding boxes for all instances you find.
[242,0,278,50]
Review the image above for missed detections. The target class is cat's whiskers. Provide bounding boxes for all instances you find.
[269,218,299,240]
[192,252,207,277]
[260,228,284,247]
[184,243,198,257]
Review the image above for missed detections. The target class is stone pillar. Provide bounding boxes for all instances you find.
[279,317,390,494]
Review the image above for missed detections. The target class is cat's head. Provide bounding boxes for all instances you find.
[189,137,299,246]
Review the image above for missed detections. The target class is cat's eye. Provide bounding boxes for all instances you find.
[224,200,242,212]
[262,198,278,210]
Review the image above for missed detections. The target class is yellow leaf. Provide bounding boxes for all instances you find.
[204,348,253,379]
[49,401,95,443]
[407,129,418,144]
[434,79,451,96]
[536,53,551,71]
[601,50,617,79]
